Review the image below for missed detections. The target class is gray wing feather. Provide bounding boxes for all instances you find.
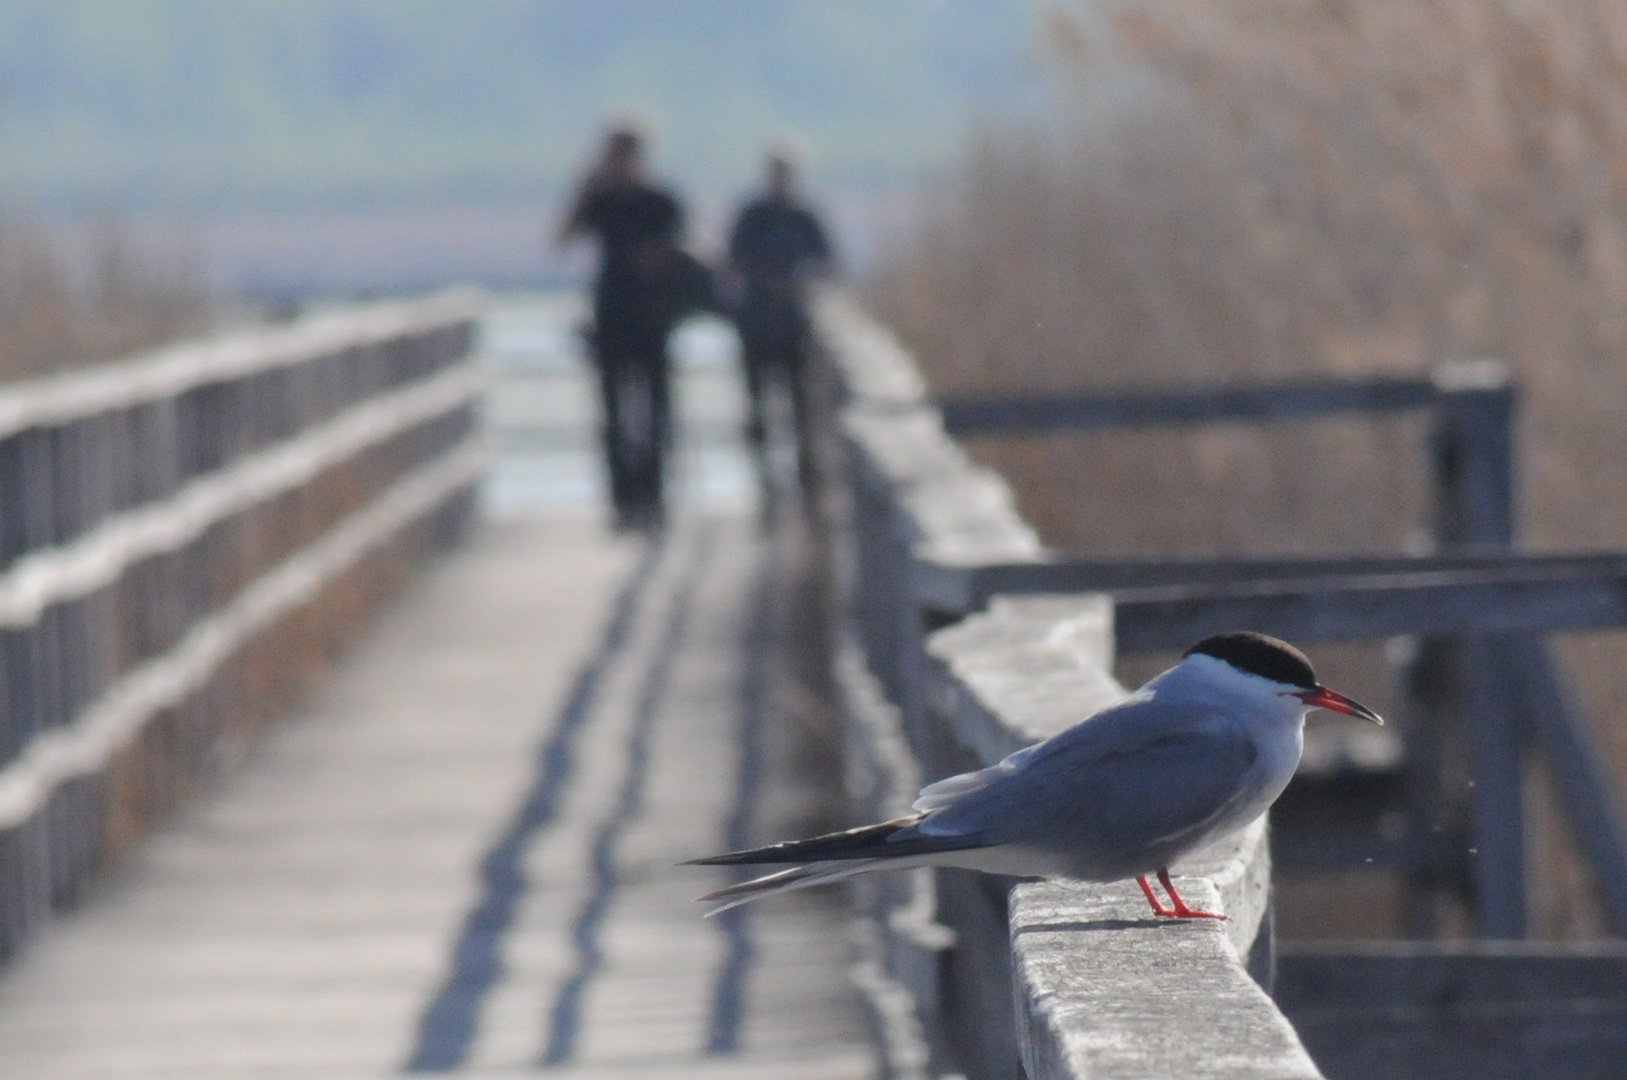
[914,695,1261,874]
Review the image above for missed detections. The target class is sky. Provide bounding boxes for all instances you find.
[0,0,1052,216]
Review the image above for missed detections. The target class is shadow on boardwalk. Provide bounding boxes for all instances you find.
[0,508,869,1079]
[0,289,873,1077]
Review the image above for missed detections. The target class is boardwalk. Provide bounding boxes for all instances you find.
[0,299,873,1079]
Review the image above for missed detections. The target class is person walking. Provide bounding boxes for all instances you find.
[726,150,833,507]
[558,126,700,531]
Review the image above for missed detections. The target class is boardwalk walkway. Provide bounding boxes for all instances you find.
[0,299,874,1079]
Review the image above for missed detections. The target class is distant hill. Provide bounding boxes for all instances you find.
[0,0,1045,214]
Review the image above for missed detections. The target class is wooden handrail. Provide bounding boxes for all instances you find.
[816,287,1321,1079]
[0,292,483,963]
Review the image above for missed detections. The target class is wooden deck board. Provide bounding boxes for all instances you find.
[0,513,873,1078]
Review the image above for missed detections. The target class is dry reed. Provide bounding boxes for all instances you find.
[0,213,210,383]
[869,0,1627,940]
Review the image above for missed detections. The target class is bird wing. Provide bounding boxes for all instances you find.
[1051,726,1261,861]
[910,738,1051,815]
[914,695,1262,871]
[688,694,1264,876]
[910,690,1157,820]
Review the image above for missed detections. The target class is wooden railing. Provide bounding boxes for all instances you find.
[815,292,1316,1080]
[0,291,484,962]
[814,290,1627,1078]
[927,358,1627,941]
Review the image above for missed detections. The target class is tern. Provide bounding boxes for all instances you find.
[688,631,1381,919]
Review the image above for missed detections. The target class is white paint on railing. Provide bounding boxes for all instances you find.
[0,440,486,828]
[927,595,1124,762]
[0,363,483,626]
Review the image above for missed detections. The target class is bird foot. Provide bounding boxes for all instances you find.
[1136,872,1227,921]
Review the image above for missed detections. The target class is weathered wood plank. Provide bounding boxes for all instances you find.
[1507,640,1627,932]
[1462,635,1527,937]
[938,373,1442,435]
[1277,941,1627,1080]
[0,519,636,1078]
[914,551,1627,617]
[0,515,872,1079]
[1110,563,1627,652]
[1013,868,1319,1080]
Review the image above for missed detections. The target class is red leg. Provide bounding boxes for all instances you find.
[1156,869,1226,920]
[1135,874,1176,917]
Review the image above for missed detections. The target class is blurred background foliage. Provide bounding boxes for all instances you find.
[870,0,1627,940]
[0,213,206,380]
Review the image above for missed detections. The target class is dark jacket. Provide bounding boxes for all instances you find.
[727,196,830,286]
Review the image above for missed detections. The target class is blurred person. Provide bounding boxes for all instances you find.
[559,126,709,531]
[725,149,833,507]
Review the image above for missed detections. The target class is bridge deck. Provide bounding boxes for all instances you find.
[0,299,873,1079]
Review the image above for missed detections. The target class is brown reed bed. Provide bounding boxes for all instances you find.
[0,213,211,383]
[869,1,1627,940]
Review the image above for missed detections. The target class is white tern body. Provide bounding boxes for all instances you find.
[689,632,1380,917]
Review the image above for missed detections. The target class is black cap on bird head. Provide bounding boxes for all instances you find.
[1184,631,1317,690]
[1184,631,1385,724]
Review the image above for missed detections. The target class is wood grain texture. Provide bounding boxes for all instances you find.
[0,516,871,1079]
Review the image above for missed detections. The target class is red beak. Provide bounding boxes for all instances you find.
[1295,686,1384,725]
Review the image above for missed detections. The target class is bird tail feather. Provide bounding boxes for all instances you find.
[697,858,903,915]
[684,814,982,868]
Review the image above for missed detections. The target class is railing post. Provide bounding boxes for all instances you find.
[1431,360,1515,547]
[1421,359,1524,937]
[1508,640,1627,930]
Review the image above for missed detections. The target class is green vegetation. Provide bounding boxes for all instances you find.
[0,0,1041,212]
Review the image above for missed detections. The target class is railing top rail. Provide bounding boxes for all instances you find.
[817,287,1325,1079]
[926,596,1313,1080]
[914,550,1627,616]
[817,290,932,410]
[937,358,1512,437]
[0,362,482,628]
[818,289,1042,565]
[0,288,483,439]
